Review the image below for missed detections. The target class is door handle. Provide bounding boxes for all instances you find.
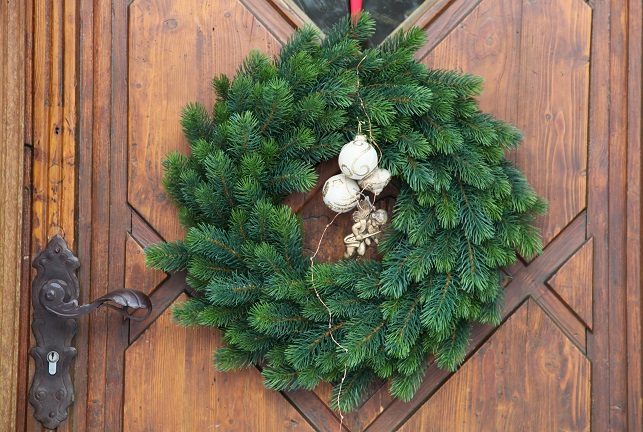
[29,235,152,429]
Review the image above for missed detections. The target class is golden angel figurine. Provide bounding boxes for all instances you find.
[343,198,388,259]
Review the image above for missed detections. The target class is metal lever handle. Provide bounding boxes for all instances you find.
[40,281,151,321]
[29,235,152,429]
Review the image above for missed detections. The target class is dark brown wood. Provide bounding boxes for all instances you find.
[82,0,113,429]
[73,0,94,429]
[546,238,593,329]
[585,0,617,430]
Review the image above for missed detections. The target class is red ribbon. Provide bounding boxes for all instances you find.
[350,0,363,14]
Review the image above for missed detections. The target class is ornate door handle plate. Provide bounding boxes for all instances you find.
[29,235,152,429]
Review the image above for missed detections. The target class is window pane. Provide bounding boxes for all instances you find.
[292,0,426,45]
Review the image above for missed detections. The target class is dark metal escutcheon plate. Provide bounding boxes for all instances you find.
[29,235,151,429]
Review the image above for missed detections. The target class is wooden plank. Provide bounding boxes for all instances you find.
[16,147,33,432]
[584,0,614,429]
[30,0,78,252]
[514,0,591,247]
[546,238,594,329]
[607,0,629,429]
[626,1,643,429]
[104,1,134,429]
[124,294,316,431]
[84,0,112,428]
[0,2,26,431]
[397,300,590,432]
[73,0,95,429]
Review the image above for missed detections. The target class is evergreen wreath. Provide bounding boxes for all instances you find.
[145,13,547,412]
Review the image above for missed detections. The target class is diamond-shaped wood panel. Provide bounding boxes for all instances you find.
[398,300,590,431]
[546,238,593,329]
[128,0,284,242]
[125,232,166,296]
[421,0,592,247]
[124,294,313,431]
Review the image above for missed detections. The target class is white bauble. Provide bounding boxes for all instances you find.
[322,174,360,213]
[358,167,391,195]
[338,134,379,180]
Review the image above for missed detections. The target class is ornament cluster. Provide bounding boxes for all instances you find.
[322,134,391,213]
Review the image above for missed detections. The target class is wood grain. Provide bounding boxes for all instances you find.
[14,0,641,430]
[584,0,614,429]
[124,294,314,431]
[605,0,629,428]
[0,2,26,431]
[15,147,33,432]
[128,0,285,243]
[421,0,591,248]
[398,300,590,432]
[626,1,643,430]
[125,233,168,296]
[421,0,522,126]
[546,238,593,329]
[30,0,78,252]
[25,0,80,430]
[514,0,591,247]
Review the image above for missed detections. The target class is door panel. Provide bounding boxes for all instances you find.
[128,0,282,243]
[422,0,591,248]
[18,0,641,431]
[398,299,590,431]
[123,294,312,431]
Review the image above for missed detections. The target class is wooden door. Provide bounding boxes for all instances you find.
[13,0,643,431]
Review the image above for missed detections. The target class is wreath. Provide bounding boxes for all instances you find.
[145,13,547,412]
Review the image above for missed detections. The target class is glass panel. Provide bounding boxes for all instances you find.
[292,0,426,45]
[366,0,426,45]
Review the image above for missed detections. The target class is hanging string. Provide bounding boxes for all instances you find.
[308,213,349,431]
[309,50,382,432]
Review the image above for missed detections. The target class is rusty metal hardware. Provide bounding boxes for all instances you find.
[29,235,152,429]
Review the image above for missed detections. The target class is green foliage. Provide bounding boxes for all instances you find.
[147,12,546,413]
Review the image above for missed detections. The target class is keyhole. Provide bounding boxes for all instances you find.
[47,351,59,375]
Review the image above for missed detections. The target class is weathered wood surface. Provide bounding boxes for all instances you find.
[0,2,26,431]
[11,0,642,431]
